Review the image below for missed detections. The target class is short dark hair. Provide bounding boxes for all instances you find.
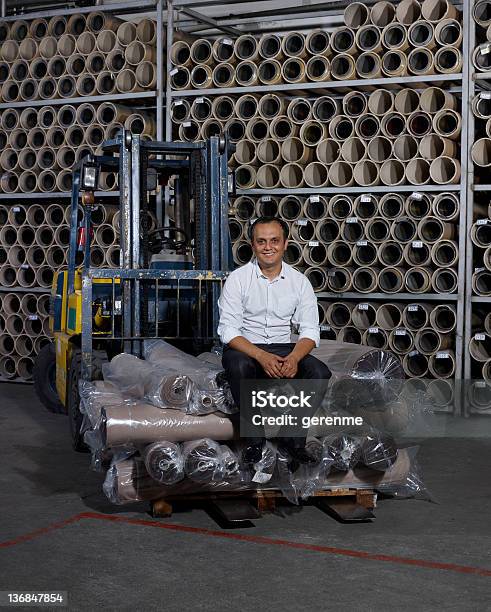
[249,216,289,242]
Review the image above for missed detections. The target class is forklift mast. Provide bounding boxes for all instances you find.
[68,130,234,379]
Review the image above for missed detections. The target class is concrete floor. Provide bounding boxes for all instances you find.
[1,384,491,611]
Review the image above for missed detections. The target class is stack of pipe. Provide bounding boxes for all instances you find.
[0,202,159,273]
[0,102,154,193]
[170,1,462,91]
[0,202,159,382]
[0,289,51,381]
[229,192,459,296]
[473,1,491,71]
[173,87,462,189]
[314,299,456,380]
[467,307,491,412]
[0,13,157,103]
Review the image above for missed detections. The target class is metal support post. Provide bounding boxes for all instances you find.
[464,0,478,416]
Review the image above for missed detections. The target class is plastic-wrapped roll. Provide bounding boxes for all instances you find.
[323,434,362,471]
[361,433,398,471]
[182,439,238,484]
[143,441,184,485]
[310,339,404,407]
[101,403,235,447]
[159,375,194,408]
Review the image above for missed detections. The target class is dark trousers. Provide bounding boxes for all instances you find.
[222,343,332,408]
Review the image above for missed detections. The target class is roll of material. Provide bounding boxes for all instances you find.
[104,347,235,415]
[103,448,413,504]
[183,439,239,484]
[361,433,398,471]
[101,403,235,447]
[142,441,184,485]
[323,434,362,471]
[310,339,404,408]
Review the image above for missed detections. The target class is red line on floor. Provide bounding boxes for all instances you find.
[2,511,491,579]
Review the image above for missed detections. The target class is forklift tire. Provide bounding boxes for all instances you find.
[68,349,106,453]
[33,342,66,415]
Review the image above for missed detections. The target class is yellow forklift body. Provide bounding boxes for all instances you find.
[50,269,121,405]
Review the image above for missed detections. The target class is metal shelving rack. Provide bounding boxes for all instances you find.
[0,0,164,204]
[463,0,491,416]
[0,0,165,383]
[166,0,470,415]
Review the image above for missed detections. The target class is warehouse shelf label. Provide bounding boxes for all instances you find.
[476,219,489,225]
[28,315,39,321]
[358,304,369,310]
[356,240,368,246]
[410,192,424,200]
[436,352,450,359]
[360,195,372,202]
[346,217,358,223]
[261,196,271,202]
[308,241,319,247]
[412,241,423,248]
[408,305,419,312]
[475,334,486,341]
[309,195,320,202]
[368,327,379,334]
[395,329,407,336]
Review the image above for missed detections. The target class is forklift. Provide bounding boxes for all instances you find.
[33,130,234,450]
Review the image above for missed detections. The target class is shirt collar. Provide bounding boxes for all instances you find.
[253,258,286,281]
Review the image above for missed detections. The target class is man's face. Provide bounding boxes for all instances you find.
[251,221,288,269]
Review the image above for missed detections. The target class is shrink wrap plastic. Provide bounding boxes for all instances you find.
[103,442,423,505]
[102,340,236,415]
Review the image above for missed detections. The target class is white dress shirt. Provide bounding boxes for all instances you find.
[218,259,320,346]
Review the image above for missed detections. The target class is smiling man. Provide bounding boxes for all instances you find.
[218,216,331,463]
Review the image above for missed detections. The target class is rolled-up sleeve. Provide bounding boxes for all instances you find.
[217,273,243,345]
[292,277,320,347]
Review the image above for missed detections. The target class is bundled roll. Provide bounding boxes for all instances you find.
[323,434,362,471]
[183,439,239,483]
[361,433,398,471]
[143,441,184,485]
[311,339,404,409]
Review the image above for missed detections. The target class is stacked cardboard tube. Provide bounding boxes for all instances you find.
[469,7,491,406]
[0,290,50,381]
[173,88,462,188]
[170,0,462,91]
[0,13,157,102]
[230,192,459,295]
[313,299,457,380]
[0,203,161,380]
[0,102,154,194]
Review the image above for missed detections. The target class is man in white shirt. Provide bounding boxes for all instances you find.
[218,216,331,462]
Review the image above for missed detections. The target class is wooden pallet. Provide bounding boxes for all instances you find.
[151,488,377,522]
